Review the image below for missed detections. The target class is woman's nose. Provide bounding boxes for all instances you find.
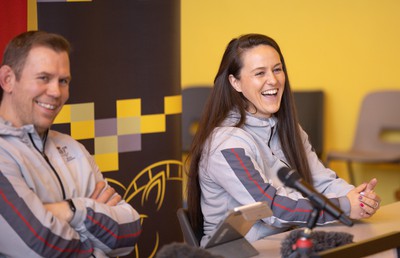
[266,72,277,85]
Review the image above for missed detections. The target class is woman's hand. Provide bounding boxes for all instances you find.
[347,178,381,220]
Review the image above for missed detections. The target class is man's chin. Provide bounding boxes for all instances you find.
[35,121,54,135]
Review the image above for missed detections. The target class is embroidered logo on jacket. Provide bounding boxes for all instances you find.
[57,146,75,162]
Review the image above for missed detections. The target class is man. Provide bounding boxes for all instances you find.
[0,31,142,257]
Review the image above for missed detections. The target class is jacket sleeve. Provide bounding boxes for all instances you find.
[299,127,354,198]
[69,150,142,257]
[204,127,350,228]
[69,197,142,257]
[0,161,95,258]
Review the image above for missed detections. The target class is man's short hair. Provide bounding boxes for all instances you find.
[0,30,71,101]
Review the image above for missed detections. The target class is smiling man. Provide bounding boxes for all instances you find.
[0,31,142,258]
[0,42,70,136]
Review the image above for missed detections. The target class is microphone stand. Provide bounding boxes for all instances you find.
[289,207,320,258]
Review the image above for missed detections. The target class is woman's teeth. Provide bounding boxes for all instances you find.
[261,89,278,96]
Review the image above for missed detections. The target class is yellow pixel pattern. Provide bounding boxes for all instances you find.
[53,95,182,172]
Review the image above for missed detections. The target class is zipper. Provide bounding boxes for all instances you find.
[28,133,66,200]
[267,126,274,148]
[267,126,291,168]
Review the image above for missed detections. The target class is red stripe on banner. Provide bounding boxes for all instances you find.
[0,0,28,57]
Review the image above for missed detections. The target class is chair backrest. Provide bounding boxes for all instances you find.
[352,90,400,153]
[176,208,203,247]
[293,90,325,158]
[182,86,211,152]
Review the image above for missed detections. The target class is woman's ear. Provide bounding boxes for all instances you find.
[0,65,15,93]
[228,74,242,92]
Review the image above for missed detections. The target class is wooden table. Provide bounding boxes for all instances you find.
[252,201,400,257]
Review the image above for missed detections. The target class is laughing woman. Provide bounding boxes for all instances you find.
[185,33,382,245]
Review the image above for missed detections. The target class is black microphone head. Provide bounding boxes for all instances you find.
[280,229,354,258]
[277,167,301,188]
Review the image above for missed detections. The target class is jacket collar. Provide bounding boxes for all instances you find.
[0,116,37,137]
[222,109,278,128]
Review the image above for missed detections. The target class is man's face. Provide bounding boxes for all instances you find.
[7,46,70,136]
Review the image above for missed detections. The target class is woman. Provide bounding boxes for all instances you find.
[186,33,381,245]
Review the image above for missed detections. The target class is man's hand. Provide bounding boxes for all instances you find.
[44,181,121,223]
[90,181,122,206]
[44,202,74,222]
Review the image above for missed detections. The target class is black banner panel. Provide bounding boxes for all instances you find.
[38,1,182,257]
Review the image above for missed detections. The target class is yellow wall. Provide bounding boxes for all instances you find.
[181,0,400,204]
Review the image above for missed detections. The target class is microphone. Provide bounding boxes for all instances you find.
[277,167,353,226]
[281,229,354,258]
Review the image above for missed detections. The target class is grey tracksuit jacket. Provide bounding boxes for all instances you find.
[200,110,353,245]
[0,117,141,257]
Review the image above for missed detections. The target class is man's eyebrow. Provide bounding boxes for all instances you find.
[36,72,72,81]
[36,71,52,76]
[61,75,72,81]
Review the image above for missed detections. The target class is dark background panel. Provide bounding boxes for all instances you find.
[38,1,182,257]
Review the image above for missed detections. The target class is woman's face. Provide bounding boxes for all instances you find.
[229,44,285,118]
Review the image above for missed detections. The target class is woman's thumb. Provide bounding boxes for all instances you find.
[354,182,367,193]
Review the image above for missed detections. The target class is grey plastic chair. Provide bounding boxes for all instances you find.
[326,90,400,184]
[293,90,325,158]
[181,86,212,153]
[176,208,203,247]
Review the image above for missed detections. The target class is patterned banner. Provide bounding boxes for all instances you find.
[37,1,182,257]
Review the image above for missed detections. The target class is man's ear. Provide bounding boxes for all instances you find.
[228,74,242,92]
[0,65,15,93]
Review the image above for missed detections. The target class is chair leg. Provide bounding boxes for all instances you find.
[395,188,400,201]
[346,161,355,185]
